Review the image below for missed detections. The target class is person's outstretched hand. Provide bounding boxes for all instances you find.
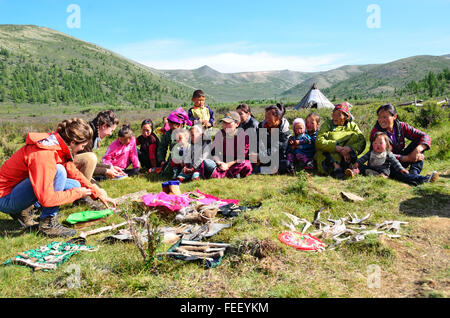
[98,195,117,210]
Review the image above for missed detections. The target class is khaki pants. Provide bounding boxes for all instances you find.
[74,152,98,181]
[74,153,108,198]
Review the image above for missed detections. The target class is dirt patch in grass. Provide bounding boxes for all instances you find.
[232,238,281,259]
[374,217,450,297]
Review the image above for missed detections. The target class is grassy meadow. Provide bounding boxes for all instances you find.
[0,100,449,298]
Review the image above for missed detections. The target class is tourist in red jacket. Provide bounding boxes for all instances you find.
[0,118,116,237]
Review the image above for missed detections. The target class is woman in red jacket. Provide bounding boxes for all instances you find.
[0,118,116,237]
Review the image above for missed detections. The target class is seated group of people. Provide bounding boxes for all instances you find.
[0,89,439,238]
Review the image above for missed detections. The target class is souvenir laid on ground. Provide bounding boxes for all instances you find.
[102,222,231,245]
[158,239,230,269]
[114,190,148,206]
[3,242,97,271]
[218,202,262,217]
[181,223,231,241]
[162,181,182,195]
[142,189,238,214]
[281,209,409,250]
[340,191,364,202]
[278,231,325,252]
[65,209,114,225]
[175,203,219,224]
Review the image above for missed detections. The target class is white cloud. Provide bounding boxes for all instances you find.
[144,52,345,73]
[114,39,346,73]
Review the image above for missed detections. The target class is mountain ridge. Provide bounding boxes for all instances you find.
[1,25,449,104]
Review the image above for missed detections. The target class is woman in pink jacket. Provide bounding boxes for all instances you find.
[102,125,140,177]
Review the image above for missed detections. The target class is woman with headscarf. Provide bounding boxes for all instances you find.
[315,102,366,178]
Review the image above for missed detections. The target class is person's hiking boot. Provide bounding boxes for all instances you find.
[39,215,76,238]
[427,171,439,183]
[10,206,38,228]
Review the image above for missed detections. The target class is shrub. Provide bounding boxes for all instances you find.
[415,102,447,128]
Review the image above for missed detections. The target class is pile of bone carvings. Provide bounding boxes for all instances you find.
[282,208,408,250]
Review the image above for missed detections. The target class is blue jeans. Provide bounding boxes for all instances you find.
[0,164,80,219]
[399,139,426,175]
[389,140,428,185]
[201,159,217,179]
[390,168,429,186]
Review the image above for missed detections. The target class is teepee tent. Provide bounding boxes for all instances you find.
[295,83,334,110]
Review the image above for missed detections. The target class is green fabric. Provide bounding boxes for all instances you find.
[3,242,96,271]
[156,130,173,164]
[66,209,113,224]
[315,119,366,175]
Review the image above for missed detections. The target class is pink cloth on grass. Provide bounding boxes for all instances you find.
[142,189,238,212]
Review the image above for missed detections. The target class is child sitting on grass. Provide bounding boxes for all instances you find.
[188,90,215,129]
[346,132,438,185]
[306,113,320,143]
[155,108,192,177]
[287,118,314,170]
[102,125,140,178]
[137,119,159,171]
[177,125,211,182]
[170,128,190,180]
[304,112,321,169]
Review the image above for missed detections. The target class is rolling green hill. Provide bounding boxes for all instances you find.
[0,25,192,108]
[279,64,376,99]
[159,65,311,102]
[161,55,450,103]
[281,55,450,100]
[319,55,450,100]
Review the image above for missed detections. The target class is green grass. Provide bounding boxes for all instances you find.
[0,171,448,298]
[0,102,449,298]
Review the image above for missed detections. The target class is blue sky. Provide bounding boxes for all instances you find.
[1,0,449,73]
